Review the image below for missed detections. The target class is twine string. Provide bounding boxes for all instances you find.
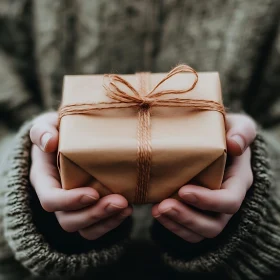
[135,73,152,203]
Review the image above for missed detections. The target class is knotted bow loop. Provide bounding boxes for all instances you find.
[103,64,198,106]
[103,75,143,103]
[147,64,198,98]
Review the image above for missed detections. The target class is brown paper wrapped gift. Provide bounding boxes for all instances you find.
[58,65,226,204]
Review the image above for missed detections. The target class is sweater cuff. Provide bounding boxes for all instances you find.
[3,120,132,277]
[151,132,278,279]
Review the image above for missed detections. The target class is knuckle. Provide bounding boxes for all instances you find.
[227,197,242,214]
[239,115,255,128]
[203,199,217,211]
[159,199,178,211]
[229,115,256,143]
[168,224,180,233]
[243,118,257,138]
[40,196,55,212]
[29,124,40,141]
[87,212,102,223]
[181,217,194,228]
[58,220,75,233]
[205,222,224,239]
[159,219,179,232]
[205,230,219,239]
[79,230,94,240]
[174,227,184,237]
[105,220,121,231]
[246,116,257,130]
[29,166,37,185]
[79,230,101,241]
[177,228,204,243]
[223,166,235,181]
[247,170,254,188]
[186,236,204,243]
[49,165,60,179]
[242,118,253,130]
[158,218,168,227]
[103,223,113,231]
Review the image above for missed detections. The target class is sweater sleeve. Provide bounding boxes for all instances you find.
[2,120,132,278]
[151,130,280,279]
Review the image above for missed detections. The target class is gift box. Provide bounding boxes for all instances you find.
[58,65,226,204]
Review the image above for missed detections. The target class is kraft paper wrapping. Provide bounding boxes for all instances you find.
[58,70,226,204]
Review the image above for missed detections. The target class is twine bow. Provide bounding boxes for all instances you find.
[59,65,225,204]
[104,64,198,106]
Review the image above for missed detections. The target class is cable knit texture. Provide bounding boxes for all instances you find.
[0,0,280,279]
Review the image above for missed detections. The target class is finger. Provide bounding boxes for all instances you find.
[223,147,253,188]
[178,148,252,214]
[79,208,132,240]
[152,207,204,243]
[152,204,204,242]
[157,199,231,239]
[151,203,161,218]
[30,112,59,153]
[56,195,131,233]
[226,114,256,156]
[30,145,100,212]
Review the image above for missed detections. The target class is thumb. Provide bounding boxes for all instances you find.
[226,114,257,156]
[30,112,59,153]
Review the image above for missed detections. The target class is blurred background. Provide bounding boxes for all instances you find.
[0,0,279,143]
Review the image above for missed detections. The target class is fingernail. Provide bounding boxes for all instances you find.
[120,208,132,217]
[80,195,98,205]
[181,193,198,204]
[161,208,178,216]
[40,133,52,151]
[231,135,245,151]
[106,204,124,213]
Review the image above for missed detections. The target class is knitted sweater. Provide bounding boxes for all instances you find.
[0,1,280,279]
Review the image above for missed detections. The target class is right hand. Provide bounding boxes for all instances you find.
[29,112,133,240]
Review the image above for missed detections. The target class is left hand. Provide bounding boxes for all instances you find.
[152,113,257,243]
[29,112,133,240]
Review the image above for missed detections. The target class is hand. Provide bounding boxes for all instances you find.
[29,112,133,240]
[152,113,256,243]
